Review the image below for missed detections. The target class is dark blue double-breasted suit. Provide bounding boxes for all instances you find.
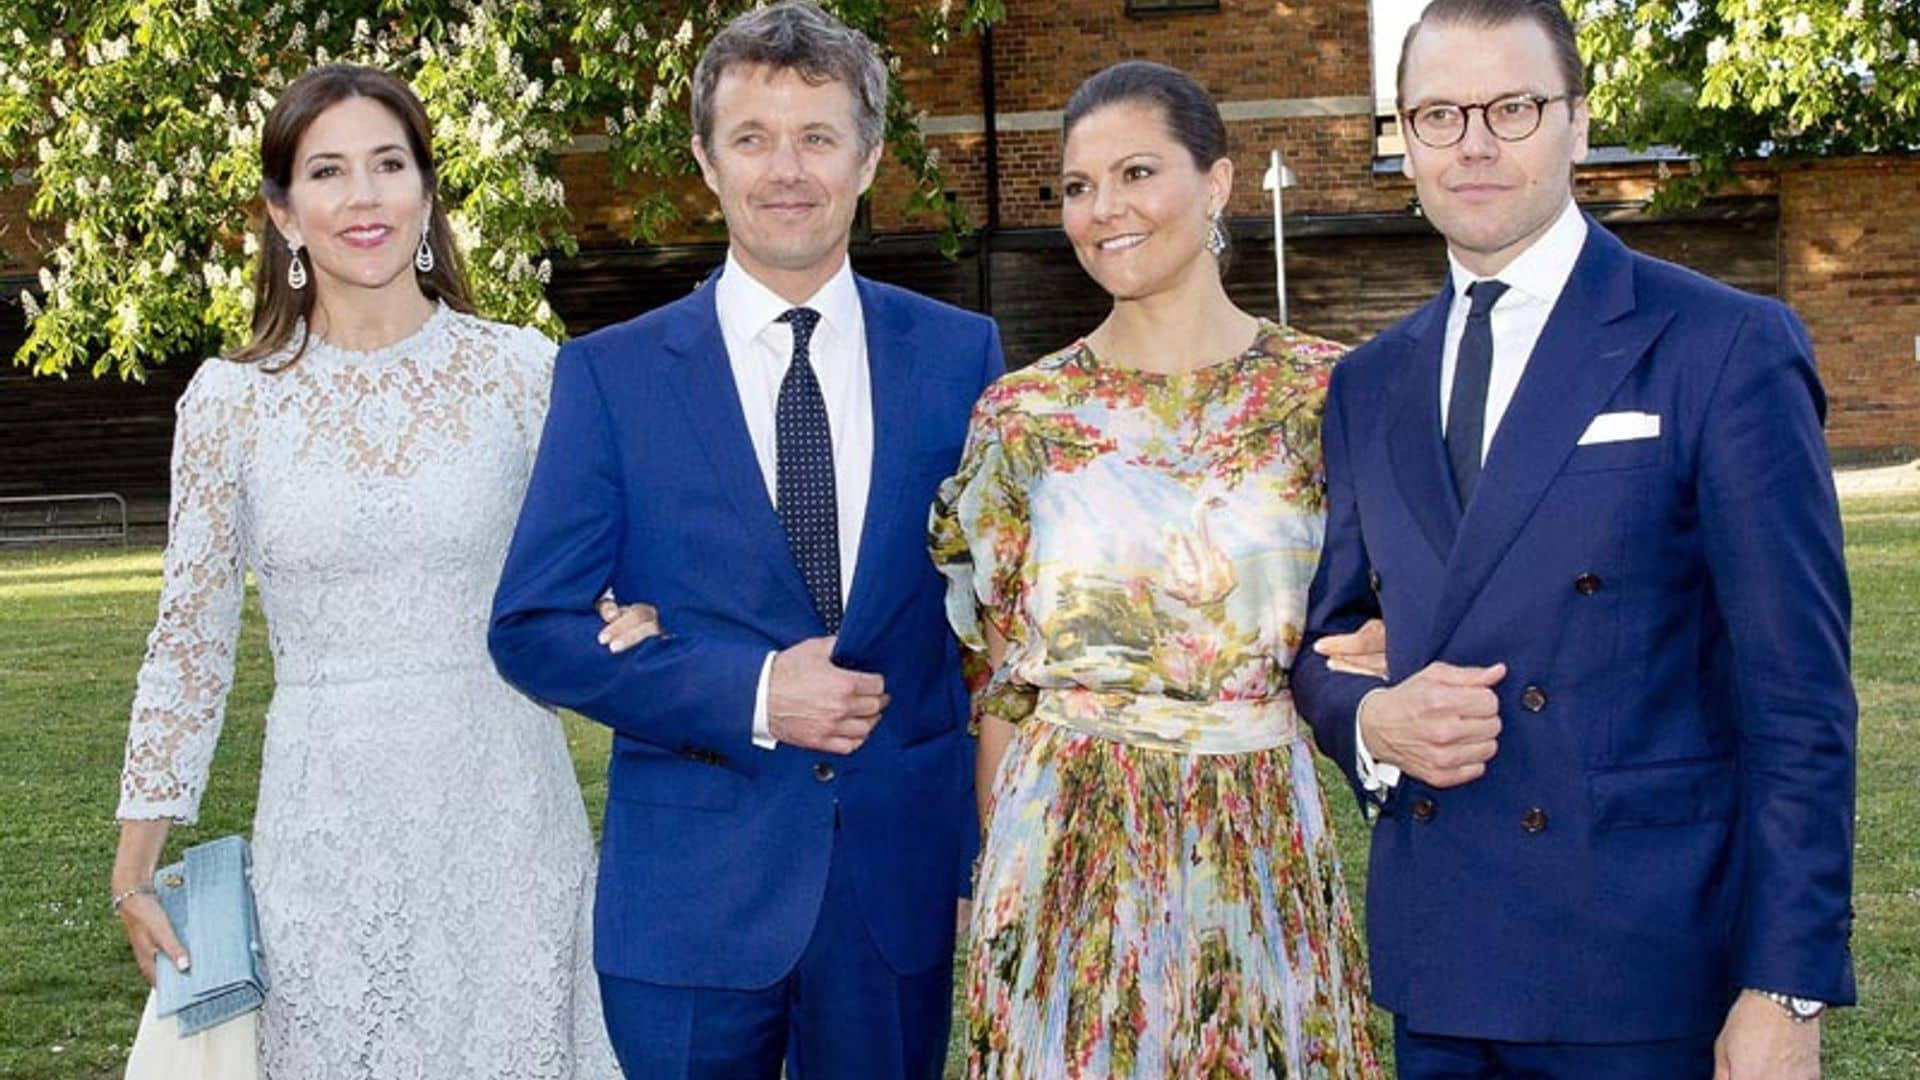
[1293,220,1856,1046]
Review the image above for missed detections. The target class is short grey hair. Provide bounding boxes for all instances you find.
[691,1,889,154]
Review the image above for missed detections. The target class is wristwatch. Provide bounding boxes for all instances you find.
[1758,990,1826,1023]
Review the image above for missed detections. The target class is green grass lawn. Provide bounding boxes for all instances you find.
[2,494,1915,1078]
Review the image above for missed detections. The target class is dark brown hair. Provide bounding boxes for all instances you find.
[231,64,473,365]
[1396,0,1587,107]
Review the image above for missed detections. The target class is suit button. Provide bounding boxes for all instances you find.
[1521,807,1549,833]
[1368,568,1383,593]
[1574,572,1603,595]
[1520,685,1548,712]
[1410,795,1437,823]
[812,762,836,783]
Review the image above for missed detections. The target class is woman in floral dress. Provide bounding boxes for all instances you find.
[931,62,1383,1079]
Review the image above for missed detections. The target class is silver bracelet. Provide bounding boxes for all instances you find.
[109,884,156,913]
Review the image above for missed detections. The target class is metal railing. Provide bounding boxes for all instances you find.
[0,492,130,545]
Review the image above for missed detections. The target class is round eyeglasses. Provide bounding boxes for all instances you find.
[1401,93,1577,149]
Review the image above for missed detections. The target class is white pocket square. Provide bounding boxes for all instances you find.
[1577,411,1661,446]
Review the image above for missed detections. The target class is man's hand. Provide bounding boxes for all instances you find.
[1716,991,1820,1080]
[1357,661,1506,788]
[1315,617,1388,678]
[767,636,889,754]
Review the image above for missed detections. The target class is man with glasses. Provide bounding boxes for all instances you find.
[1293,0,1856,1076]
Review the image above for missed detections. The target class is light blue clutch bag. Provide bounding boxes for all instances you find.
[152,836,268,1036]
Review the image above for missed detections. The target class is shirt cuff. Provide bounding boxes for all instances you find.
[751,651,778,750]
[1355,687,1402,792]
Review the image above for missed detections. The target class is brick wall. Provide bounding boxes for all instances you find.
[1779,155,1920,457]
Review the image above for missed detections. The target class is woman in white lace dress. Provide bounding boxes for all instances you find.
[107,65,629,1078]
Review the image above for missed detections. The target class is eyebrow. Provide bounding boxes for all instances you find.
[1061,150,1164,178]
[302,143,409,165]
[1407,88,1542,108]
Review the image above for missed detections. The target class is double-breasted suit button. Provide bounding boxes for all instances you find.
[1410,795,1437,823]
[1368,568,1383,593]
[812,762,836,782]
[1521,807,1549,833]
[1574,572,1603,595]
[1520,685,1548,713]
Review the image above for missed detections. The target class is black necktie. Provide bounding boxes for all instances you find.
[1445,279,1509,508]
[774,307,841,632]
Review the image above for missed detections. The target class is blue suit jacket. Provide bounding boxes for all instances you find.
[1292,220,1856,1043]
[489,270,1003,988]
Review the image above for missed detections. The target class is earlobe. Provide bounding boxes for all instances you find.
[266,204,299,248]
[691,138,721,193]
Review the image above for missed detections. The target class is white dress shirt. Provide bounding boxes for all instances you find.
[1356,199,1588,792]
[714,252,874,748]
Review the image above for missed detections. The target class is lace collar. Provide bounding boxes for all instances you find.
[286,301,454,367]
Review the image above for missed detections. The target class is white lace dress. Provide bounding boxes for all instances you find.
[118,304,620,1079]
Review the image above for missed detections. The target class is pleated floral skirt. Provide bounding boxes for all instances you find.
[964,720,1382,1079]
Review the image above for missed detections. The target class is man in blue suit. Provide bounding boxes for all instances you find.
[488,4,1001,1076]
[1293,1,1856,1076]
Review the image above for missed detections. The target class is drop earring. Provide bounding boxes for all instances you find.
[287,240,308,290]
[1205,212,1227,258]
[415,218,435,274]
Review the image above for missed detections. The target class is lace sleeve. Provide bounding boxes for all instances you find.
[118,361,251,823]
[506,325,558,456]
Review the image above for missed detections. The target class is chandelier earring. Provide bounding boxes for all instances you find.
[1205,211,1228,258]
[415,218,435,274]
[286,239,308,290]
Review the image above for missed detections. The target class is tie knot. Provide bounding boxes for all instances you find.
[778,306,821,350]
[1466,279,1509,318]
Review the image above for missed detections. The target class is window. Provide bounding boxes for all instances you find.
[1371,0,1423,156]
[1127,0,1219,15]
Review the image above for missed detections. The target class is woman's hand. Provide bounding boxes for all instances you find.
[112,819,185,987]
[596,597,663,654]
[1313,617,1388,679]
[115,890,189,987]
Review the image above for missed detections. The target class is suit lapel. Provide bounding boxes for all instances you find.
[1385,287,1462,563]
[660,278,818,618]
[1424,222,1673,656]
[837,277,913,642]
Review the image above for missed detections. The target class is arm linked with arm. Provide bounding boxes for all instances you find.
[1291,362,1394,809]
[488,340,768,755]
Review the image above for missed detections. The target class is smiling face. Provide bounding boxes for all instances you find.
[267,94,431,306]
[1059,100,1231,304]
[692,62,882,302]
[1399,18,1590,277]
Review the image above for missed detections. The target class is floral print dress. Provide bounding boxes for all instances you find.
[930,321,1381,1079]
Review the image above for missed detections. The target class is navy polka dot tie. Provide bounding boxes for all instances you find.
[774,307,842,632]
